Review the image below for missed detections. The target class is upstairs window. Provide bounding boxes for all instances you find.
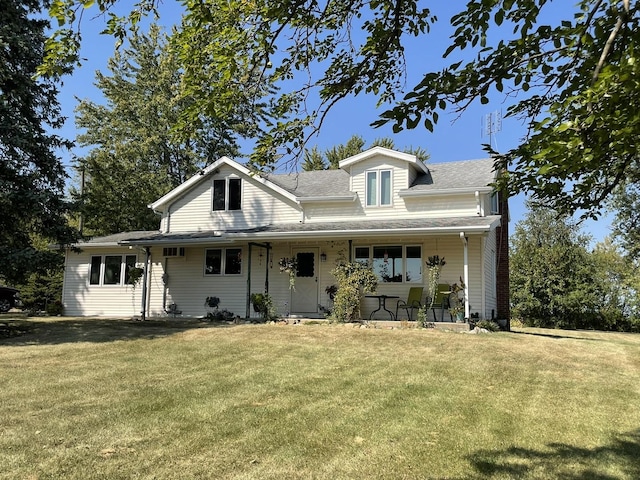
[490,192,500,214]
[365,169,392,207]
[213,177,242,211]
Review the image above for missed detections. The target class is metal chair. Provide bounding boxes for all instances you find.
[431,284,452,322]
[395,287,424,320]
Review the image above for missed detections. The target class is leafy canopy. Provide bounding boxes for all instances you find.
[43,0,640,218]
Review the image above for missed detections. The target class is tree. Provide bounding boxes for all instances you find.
[0,0,78,284]
[610,184,640,261]
[44,1,639,218]
[302,135,429,171]
[510,204,602,329]
[74,25,255,236]
[591,238,640,330]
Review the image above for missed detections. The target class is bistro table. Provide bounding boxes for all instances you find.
[366,295,400,321]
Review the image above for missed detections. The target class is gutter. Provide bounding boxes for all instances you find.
[399,186,493,198]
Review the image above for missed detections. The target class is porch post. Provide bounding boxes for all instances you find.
[460,232,470,319]
[246,244,252,319]
[141,246,150,321]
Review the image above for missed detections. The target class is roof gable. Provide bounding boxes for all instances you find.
[338,146,429,174]
[149,157,299,211]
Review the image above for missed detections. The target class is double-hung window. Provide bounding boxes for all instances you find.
[365,169,392,207]
[205,248,242,275]
[213,177,242,211]
[89,255,137,286]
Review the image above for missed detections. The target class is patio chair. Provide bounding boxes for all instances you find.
[395,287,424,320]
[431,284,452,322]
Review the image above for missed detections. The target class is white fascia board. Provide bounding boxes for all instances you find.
[119,236,228,246]
[296,194,357,204]
[228,224,499,241]
[399,186,494,198]
[148,157,300,212]
[338,146,429,174]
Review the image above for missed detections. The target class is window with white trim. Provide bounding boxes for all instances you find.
[365,169,392,207]
[89,254,137,286]
[354,245,422,283]
[213,177,242,211]
[205,248,242,275]
[490,192,500,214]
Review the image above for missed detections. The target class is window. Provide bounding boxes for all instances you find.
[490,192,500,214]
[205,248,242,275]
[89,254,137,286]
[355,245,422,283]
[365,169,392,207]
[213,177,242,211]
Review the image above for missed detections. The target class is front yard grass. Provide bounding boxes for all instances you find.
[1,317,639,479]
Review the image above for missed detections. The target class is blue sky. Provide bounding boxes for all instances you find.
[54,1,613,243]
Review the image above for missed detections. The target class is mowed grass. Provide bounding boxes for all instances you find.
[1,318,639,479]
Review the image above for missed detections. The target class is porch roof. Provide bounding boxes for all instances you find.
[78,216,501,247]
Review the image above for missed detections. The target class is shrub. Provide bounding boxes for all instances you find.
[329,261,377,322]
[474,319,500,332]
[45,300,64,316]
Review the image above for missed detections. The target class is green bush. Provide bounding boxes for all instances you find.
[474,320,500,332]
[329,261,377,323]
[45,300,64,316]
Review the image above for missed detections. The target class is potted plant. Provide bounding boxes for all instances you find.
[426,255,446,310]
[205,296,220,309]
[279,257,298,290]
[251,293,275,321]
[325,284,338,300]
[447,277,466,322]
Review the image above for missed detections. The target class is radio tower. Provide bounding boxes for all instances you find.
[482,110,502,150]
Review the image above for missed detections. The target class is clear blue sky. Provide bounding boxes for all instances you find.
[54,1,612,243]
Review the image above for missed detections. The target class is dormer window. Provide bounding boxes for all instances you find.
[366,169,392,207]
[213,177,242,211]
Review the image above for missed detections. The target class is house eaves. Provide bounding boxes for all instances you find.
[296,194,357,204]
[117,216,502,246]
[338,146,430,174]
[399,186,494,198]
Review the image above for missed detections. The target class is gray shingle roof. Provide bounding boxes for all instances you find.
[81,216,501,246]
[408,158,496,191]
[263,158,496,196]
[264,169,351,197]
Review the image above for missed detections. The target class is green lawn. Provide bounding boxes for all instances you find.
[1,317,639,479]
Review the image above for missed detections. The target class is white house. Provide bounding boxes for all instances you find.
[61,147,510,322]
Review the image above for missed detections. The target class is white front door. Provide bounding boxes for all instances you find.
[291,247,319,314]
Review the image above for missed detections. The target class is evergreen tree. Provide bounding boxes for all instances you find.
[0,0,77,284]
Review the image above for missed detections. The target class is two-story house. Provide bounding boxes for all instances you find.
[61,147,509,321]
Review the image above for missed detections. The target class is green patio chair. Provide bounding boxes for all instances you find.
[431,283,452,322]
[395,287,424,320]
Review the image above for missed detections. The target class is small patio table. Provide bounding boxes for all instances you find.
[366,295,400,320]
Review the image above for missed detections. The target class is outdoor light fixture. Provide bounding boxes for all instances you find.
[320,252,327,262]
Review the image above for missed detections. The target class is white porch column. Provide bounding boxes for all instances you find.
[460,232,470,319]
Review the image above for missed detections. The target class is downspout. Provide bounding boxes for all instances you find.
[141,246,151,321]
[460,232,470,320]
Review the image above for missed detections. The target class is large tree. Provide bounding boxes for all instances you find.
[74,25,258,235]
[0,0,77,284]
[510,204,601,329]
[44,1,640,218]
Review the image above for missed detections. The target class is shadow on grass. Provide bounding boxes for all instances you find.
[510,329,608,342]
[0,317,234,346]
[468,429,640,479]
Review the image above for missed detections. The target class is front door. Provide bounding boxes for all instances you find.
[291,247,319,314]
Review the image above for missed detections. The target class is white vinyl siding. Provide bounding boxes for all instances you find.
[165,166,301,232]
